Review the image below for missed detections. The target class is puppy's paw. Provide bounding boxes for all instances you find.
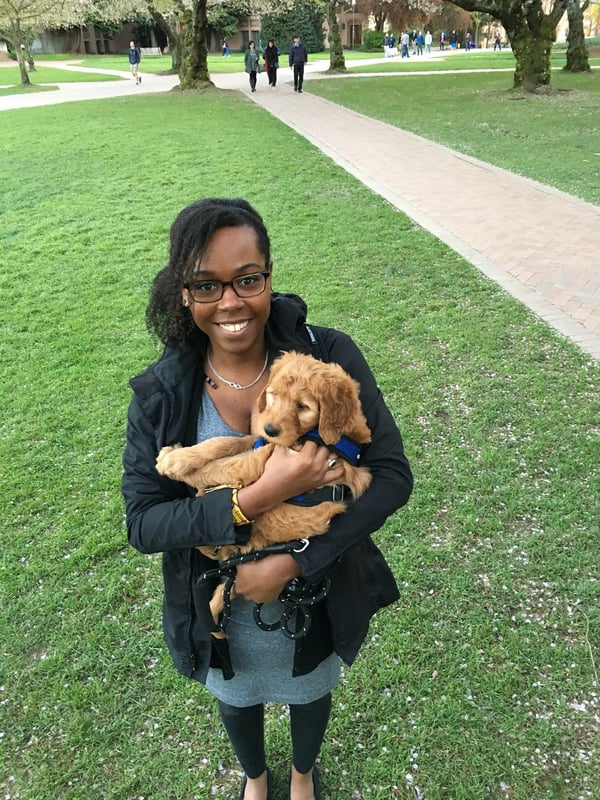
[156,444,183,477]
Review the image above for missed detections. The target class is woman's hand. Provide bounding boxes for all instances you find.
[237,440,345,519]
[235,554,301,603]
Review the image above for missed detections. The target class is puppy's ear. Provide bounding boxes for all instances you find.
[317,367,370,444]
[257,386,268,413]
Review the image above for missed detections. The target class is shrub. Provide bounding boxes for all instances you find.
[362,29,383,51]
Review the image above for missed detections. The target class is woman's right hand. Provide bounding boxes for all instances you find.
[236,440,345,519]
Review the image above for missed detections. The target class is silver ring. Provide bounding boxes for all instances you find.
[327,457,337,469]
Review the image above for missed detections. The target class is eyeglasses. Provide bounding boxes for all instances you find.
[184,271,270,303]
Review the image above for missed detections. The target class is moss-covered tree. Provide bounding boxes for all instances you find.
[564,0,590,72]
[450,0,569,91]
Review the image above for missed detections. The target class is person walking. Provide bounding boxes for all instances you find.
[424,30,432,54]
[122,197,413,800]
[264,39,280,89]
[289,34,308,92]
[400,30,410,59]
[416,31,424,55]
[223,38,230,57]
[244,41,260,93]
[128,40,141,85]
[494,32,502,51]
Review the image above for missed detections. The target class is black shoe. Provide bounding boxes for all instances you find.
[312,766,321,800]
[289,767,321,800]
[298,89,303,93]
[239,768,273,800]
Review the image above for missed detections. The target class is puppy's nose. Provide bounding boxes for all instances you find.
[263,424,280,438]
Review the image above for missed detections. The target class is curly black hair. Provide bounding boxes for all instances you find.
[146,198,272,347]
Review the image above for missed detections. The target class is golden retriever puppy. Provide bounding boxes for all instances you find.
[156,352,372,628]
[156,351,372,551]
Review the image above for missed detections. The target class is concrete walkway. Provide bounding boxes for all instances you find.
[2,55,598,360]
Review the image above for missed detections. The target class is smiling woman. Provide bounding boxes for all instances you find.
[122,197,413,800]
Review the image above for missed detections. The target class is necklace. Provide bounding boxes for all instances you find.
[206,351,269,390]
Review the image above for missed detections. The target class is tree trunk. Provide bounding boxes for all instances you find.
[450,0,569,91]
[25,45,36,71]
[179,0,213,89]
[328,1,346,71]
[507,10,557,90]
[148,4,181,72]
[564,0,590,72]
[11,23,30,86]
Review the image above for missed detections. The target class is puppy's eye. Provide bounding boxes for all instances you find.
[296,402,308,411]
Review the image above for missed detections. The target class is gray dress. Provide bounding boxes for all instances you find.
[199,390,341,706]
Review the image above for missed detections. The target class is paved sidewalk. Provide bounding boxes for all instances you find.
[2,57,598,360]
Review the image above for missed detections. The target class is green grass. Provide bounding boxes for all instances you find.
[347,49,600,72]
[0,86,598,800]
[0,65,123,95]
[307,67,600,205]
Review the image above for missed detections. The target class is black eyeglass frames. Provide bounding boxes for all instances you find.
[184,271,270,303]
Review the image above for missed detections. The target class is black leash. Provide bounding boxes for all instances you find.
[196,539,330,639]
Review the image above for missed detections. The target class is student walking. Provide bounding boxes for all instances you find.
[264,39,280,89]
[128,40,141,85]
[289,34,308,92]
[244,41,260,92]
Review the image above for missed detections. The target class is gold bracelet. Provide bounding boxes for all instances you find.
[231,487,254,526]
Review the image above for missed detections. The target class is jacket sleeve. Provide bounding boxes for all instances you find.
[122,393,250,555]
[292,330,413,582]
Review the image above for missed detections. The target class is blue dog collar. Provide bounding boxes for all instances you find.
[254,430,363,466]
[300,429,363,466]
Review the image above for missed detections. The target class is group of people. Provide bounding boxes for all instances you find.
[244,34,308,94]
[385,31,433,59]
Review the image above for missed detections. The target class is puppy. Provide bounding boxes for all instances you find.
[156,351,372,628]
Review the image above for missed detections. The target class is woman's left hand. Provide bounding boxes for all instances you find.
[235,553,301,604]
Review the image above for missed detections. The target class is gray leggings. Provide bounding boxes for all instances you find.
[218,693,332,777]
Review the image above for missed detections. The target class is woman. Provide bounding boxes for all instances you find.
[122,198,413,800]
[264,39,280,89]
[244,41,260,92]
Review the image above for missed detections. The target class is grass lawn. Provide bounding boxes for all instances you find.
[0,65,123,96]
[0,85,598,800]
[347,49,600,73]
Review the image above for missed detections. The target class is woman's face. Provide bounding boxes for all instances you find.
[183,226,272,358]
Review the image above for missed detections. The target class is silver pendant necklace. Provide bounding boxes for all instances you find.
[206,351,269,390]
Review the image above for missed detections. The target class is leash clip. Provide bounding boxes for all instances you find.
[292,538,310,552]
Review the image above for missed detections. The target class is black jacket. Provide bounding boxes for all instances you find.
[289,42,308,66]
[122,294,412,681]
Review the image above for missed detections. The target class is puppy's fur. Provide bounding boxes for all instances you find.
[156,351,372,629]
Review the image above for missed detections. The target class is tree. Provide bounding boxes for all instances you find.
[449,0,569,91]
[207,0,251,50]
[261,0,326,55]
[327,0,345,70]
[0,0,89,84]
[178,0,212,88]
[564,0,590,72]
